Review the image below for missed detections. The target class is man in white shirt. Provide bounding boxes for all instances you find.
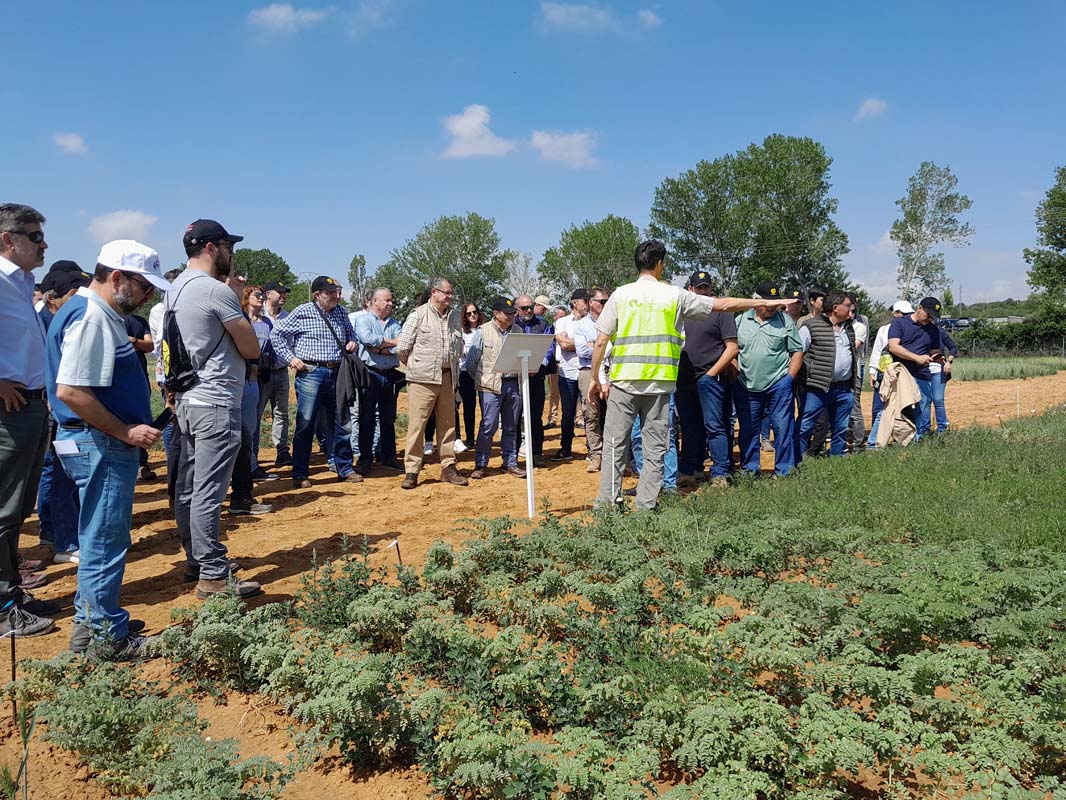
[552,289,591,461]
[0,203,54,636]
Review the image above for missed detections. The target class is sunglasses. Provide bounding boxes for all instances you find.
[122,272,154,295]
[465,310,479,316]
[252,292,265,299]
[590,297,607,304]
[516,305,533,310]
[6,230,45,244]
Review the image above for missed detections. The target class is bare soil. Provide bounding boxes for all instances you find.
[9,371,1066,798]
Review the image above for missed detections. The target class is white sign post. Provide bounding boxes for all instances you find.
[491,332,555,519]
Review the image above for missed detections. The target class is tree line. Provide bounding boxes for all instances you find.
[177,136,1064,331]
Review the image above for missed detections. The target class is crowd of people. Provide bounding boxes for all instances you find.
[1,201,959,660]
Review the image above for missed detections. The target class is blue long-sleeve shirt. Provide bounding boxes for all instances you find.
[354,312,402,369]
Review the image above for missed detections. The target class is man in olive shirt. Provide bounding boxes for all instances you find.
[734,281,804,477]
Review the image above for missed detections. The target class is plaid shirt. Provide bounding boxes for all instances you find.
[270,302,355,364]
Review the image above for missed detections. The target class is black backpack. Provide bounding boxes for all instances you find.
[162,277,225,393]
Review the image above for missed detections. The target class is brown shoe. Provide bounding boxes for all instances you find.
[441,465,469,486]
[195,577,262,600]
[342,472,363,483]
[586,456,601,473]
[401,473,418,490]
[506,465,526,478]
[677,474,698,489]
[469,468,487,480]
[293,478,312,489]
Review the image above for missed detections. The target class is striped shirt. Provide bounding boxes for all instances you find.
[270,302,355,364]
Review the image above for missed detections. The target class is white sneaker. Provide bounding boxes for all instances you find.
[518,442,527,458]
[453,439,468,453]
[423,443,434,456]
[53,549,80,565]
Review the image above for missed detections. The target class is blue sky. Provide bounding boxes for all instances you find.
[6,1,1065,303]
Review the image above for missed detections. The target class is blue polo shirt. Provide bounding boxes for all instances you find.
[45,288,151,426]
[888,315,941,380]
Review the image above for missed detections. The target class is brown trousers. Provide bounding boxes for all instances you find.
[405,372,457,474]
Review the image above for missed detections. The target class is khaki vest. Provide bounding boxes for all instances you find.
[474,322,509,393]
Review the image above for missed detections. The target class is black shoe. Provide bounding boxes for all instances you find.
[19,594,61,615]
[228,501,272,515]
[274,452,293,467]
[70,619,147,653]
[550,451,574,462]
[183,560,241,583]
[355,462,373,477]
[0,604,54,637]
[139,466,157,481]
[88,634,158,662]
[251,468,279,482]
[379,460,404,472]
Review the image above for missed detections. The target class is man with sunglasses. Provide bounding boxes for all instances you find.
[512,294,553,468]
[46,240,174,659]
[169,220,264,600]
[0,203,54,636]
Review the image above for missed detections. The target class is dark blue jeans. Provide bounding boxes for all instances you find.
[293,366,353,480]
[799,382,855,458]
[359,369,398,466]
[929,370,949,432]
[37,444,81,553]
[867,371,885,446]
[913,376,933,441]
[734,374,796,476]
[677,374,733,478]
[558,375,581,455]
[476,379,522,468]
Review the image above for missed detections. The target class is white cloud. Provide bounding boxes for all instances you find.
[442,105,516,159]
[540,2,616,31]
[89,210,159,244]
[854,97,887,122]
[637,9,662,27]
[247,3,330,33]
[870,230,896,256]
[53,132,87,155]
[531,129,598,168]
[349,0,397,36]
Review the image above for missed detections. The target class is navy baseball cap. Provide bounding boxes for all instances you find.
[689,270,713,287]
[490,295,517,313]
[183,219,243,247]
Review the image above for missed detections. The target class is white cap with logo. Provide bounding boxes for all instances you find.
[891,300,915,314]
[96,240,174,292]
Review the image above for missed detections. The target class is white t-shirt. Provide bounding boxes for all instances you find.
[555,314,583,380]
[149,302,166,385]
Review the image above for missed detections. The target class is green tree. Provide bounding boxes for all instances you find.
[348,253,370,309]
[890,161,974,301]
[374,212,507,319]
[649,135,853,298]
[231,248,300,292]
[538,214,642,292]
[1024,166,1066,297]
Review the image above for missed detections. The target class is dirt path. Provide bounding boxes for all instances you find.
[11,370,1066,798]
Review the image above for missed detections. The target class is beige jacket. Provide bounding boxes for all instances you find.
[876,362,921,447]
[396,303,462,389]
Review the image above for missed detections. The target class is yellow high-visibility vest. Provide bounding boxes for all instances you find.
[609,282,682,383]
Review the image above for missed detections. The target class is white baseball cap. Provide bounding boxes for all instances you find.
[891,300,915,314]
[96,240,174,292]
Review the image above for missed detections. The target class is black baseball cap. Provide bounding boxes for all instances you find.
[47,259,85,275]
[490,295,517,313]
[183,219,243,247]
[42,269,92,296]
[311,275,341,293]
[753,281,783,299]
[570,288,590,302]
[689,270,713,288]
[919,297,942,319]
[263,281,290,294]
[784,287,803,301]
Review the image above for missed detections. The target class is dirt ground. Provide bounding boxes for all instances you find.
[7,371,1066,798]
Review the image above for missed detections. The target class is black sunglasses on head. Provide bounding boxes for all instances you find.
[5,229,45,244]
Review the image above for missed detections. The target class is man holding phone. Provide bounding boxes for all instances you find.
[46,240,174,660]
[887,296,943,442]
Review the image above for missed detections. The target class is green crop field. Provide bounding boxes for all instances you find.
[12,411,1066,798]
[951,356,1066,382]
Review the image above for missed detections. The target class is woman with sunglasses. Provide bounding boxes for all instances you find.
[456,303,484,451]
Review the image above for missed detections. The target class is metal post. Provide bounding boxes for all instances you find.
[520,353,536,519]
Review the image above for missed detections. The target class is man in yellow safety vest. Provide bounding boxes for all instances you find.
[587,241,792,510]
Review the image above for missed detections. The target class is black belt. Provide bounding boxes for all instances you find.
[19,388,46,400]
[304,359,339,368]
[830,380,853,388]
[61,421,89,430]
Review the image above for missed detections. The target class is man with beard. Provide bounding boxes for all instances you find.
[48,240,173,658]
[168,220,263,600]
